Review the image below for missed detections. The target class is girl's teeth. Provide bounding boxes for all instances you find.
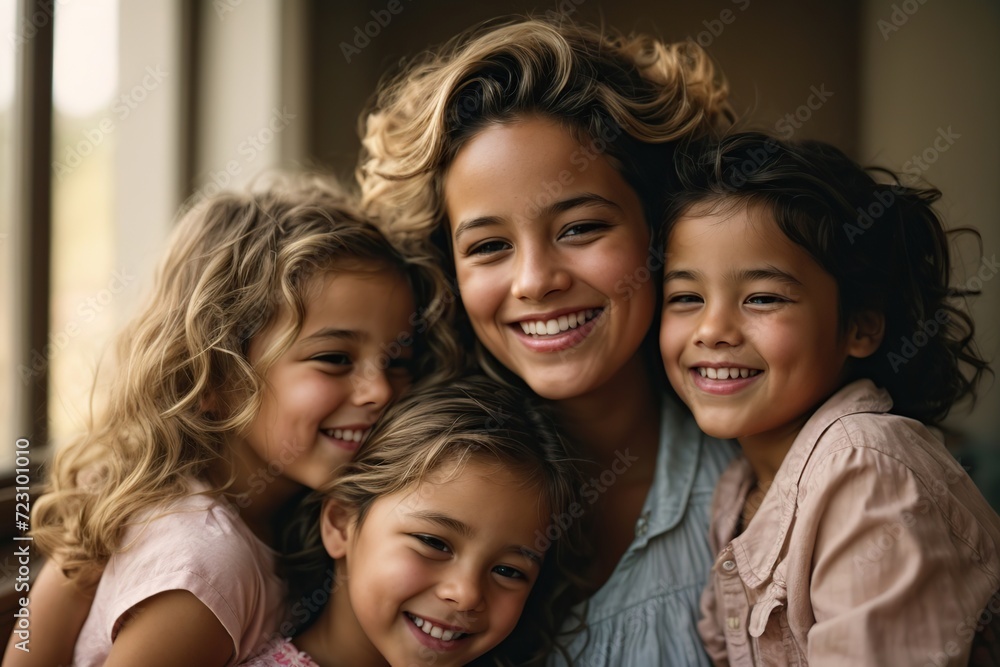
[409,614,465,642]
[329,428,367,442]
[519,309,597,336]
[698,367,760,380]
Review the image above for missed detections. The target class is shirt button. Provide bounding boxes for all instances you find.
[722,559,737,573]
[635,511,650,537]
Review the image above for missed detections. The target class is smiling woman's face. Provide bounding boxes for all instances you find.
[443,116,656,401]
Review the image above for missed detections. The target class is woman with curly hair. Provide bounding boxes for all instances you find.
[358,15,736,664]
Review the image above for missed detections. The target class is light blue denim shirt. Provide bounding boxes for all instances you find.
[549,396,737,666]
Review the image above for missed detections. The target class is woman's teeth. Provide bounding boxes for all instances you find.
[698,367,760,380]
[518,309,600,336]
[408,613,467,641]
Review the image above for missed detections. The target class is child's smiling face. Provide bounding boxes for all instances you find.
[660,202,874,453]
[322,459,547,667]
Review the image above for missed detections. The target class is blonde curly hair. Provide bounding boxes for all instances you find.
[358,14,734,249]
[32,174,462,589]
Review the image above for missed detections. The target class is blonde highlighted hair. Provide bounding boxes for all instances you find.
[32,174,462,588]
[281,375,588,666]
[358,14,734,248]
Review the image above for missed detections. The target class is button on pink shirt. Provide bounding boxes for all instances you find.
[699,380,1000,666]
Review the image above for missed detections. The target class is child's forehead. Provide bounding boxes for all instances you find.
[669,198,780,245]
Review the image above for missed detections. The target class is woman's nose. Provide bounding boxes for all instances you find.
[510,245,571,302]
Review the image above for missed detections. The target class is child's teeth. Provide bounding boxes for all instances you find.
[333,429,342,439]
[410,614,465,641]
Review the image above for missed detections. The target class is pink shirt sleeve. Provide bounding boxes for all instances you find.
[801,439,1000,666]
[73,491,286,666]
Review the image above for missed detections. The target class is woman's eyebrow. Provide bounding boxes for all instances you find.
[546,193,622,215]
[453,193,622,241]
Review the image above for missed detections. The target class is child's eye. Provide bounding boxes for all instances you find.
[467,239,510,256]
[746,294,787,305]
[386,357,415,375]
[666,294,703,304]
[312,353,352,366]
[492,565,526,580]
[560,221,608,239]
[412,534,451,553]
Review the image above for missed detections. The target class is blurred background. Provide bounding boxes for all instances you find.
[1,0,998,503]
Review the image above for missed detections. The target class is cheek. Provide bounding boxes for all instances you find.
[456,268,505,329]
[490,589,532,637]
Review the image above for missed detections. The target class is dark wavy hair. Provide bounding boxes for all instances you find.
[662,131,991,425]
[280,375,589,666]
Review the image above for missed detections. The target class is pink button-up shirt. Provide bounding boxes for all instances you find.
[699,380,1000,666]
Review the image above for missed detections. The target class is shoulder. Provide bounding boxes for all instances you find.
[81,487,285,661]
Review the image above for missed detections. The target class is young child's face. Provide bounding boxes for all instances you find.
[660,204,855,449]
[239,268,415,494]
[324,459,548,667]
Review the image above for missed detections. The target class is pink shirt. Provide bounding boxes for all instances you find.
[239,637,320,667]
[699,380,1000,666]
[72,480,286,666]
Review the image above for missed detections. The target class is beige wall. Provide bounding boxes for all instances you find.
[861,0,1000,442]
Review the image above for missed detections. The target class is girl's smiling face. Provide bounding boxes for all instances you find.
[238,268,416,497]
[322,459,548,667]
[660,203,877,454]
[444,116,656,401]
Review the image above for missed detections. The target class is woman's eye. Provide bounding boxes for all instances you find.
[413,534,451,553]
[467,240,510,256]
[313,353,352,366]
[492,565,526,580]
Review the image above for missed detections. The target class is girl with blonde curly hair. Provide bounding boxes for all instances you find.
[358,14,737,665]
[6,175,459,666]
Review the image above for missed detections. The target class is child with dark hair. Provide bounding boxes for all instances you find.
[659,132,1000,665]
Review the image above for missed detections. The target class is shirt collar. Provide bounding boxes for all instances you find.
[731,379,893,586]
[632,396,706,549]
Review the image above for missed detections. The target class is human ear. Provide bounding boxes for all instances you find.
[320,499,354,559]
[845,310,885,359]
